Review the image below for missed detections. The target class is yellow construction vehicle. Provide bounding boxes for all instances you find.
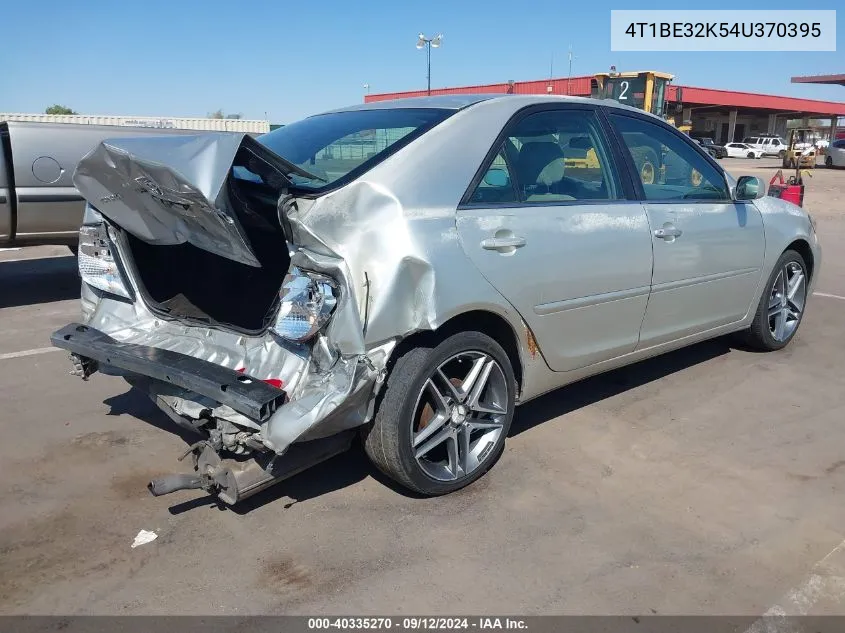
[594,69,699,185]
[595,69,674,116]
[557,69,676,175]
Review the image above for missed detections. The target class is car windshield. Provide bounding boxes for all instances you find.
[251,108,453,191]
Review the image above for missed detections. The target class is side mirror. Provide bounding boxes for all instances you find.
[483,168,510,188]
[735,175,765,200]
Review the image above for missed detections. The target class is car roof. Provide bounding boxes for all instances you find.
[320,94,655,117]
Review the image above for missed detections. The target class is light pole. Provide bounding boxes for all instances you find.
[416,33,442,96]
[567,45,577,96]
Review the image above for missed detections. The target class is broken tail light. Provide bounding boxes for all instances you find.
[77,206,131,299]
[270,267,338,343]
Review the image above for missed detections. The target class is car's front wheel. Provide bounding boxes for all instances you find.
[826,156,834,168]
[363,331,515,495]
[747,152,755,159]
[744,250,808,351]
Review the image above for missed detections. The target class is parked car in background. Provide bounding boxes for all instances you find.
[826,138,845,167]
[52,95,820,504]
[725,143,763,159]
[693,137,727,159]
[1,121,185,252]
[742,135,787,158]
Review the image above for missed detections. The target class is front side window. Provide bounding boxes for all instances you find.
[468,109,621,205]
[609,114,730,201]
[254,108,452,192]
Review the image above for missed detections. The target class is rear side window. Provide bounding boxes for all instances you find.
[609,114,730,202]
[256,108,452,192]
[471,147,518,205]
[469,108,621,204]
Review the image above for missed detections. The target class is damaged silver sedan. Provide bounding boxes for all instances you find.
[52,95,821,503]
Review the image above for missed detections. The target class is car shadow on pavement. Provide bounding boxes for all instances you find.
[103,339,733,514]
[0,256,79,308]
[103,387,200,445]
[509,337,732,437]
[166,447,379,515]
[103,386,384,514]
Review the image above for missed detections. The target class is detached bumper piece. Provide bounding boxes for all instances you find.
[51,323,286,422]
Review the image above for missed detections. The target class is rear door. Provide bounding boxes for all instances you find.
[456,105,654,372]
[608,112,765,347]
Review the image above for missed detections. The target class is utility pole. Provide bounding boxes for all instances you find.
[567,45,576,96]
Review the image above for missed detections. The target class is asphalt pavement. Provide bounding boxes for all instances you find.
[1,159,844,616]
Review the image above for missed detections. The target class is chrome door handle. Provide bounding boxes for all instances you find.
[481,236,527,251]
[654,226,682,239]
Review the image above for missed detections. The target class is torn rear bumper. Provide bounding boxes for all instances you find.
[51,323,286,422]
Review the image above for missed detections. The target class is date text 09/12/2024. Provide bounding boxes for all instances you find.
[307,617,528,630]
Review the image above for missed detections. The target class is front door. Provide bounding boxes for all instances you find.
[456,107,654,372]
[608,112,766,348]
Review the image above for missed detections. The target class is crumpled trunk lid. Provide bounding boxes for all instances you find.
[73,132,306,267]
[59,131,384,460]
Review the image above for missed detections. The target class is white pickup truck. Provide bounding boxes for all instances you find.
[1,121,186,251]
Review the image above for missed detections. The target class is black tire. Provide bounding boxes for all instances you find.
[747,152,755,159]
[743,250,808,352]
[778,149,786,159]
[363,331,516,496]
[826,156,833,168]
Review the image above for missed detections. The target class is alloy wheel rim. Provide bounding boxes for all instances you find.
[768,261,806,342]
[411,351,508,482]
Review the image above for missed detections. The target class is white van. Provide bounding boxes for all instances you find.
[741,136,787,157]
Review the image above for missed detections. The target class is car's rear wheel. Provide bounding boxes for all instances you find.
[363,331,515,495]
[744,250,808,351]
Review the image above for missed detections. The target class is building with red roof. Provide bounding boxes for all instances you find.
[367,74,845,144]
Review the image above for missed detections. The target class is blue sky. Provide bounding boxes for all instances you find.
[3,0,843,124]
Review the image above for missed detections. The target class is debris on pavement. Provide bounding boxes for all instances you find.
[131,529,158,548]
